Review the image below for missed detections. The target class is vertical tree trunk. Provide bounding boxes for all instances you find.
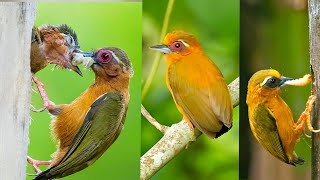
[0,2,36,180]
[309,0,320,179]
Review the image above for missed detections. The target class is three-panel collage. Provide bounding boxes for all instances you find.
[1,0,320,180]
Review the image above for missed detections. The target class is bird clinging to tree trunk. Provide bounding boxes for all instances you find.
[247,69,319,166]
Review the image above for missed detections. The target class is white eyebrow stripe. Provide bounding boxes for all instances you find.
[178,39,190,47]
[110,51,124,65]
[260,76,272,86]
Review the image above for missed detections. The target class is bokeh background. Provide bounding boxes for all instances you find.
[240,0,312,179]
[142,0,239,179]
[28,2,141,180]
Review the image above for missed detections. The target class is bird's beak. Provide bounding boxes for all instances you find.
[279,76,294,87]
[73,66,83,76]
[66,63,83,77]
[75,50,94,58]
[150,44,171,54]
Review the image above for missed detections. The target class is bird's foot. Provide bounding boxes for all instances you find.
[31,75,55,112]
[27,156,51,174]
[301,95,320,133]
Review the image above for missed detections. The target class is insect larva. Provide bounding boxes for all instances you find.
[285,74,312,86]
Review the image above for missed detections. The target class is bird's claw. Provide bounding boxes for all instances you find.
[31,106,47,113]
[304,130,312,139]
[27,156,51,174]
[26,173,39,176]
[312,129,320,133]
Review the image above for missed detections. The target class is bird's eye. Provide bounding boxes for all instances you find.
[266,77,279,88]
[97,50,112,64]
[170,41,185,52]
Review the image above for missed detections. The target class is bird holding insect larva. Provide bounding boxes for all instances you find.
[246,69,319,166]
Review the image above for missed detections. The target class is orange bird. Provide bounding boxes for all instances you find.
[247,69,319,165]
[31,24,84,111]
[28,47,133,178]
[150,31,233,138]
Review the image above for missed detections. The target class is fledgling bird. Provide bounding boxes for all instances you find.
[150,31,233,139]
[246,69,319,166]
[30,47,133,179]
[31,24,84,111]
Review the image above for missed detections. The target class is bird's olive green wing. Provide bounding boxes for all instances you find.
[35,91,126,179]
[251,105,290,164]
[168,63,233,139]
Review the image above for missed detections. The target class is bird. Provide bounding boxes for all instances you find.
[28,47,133,179]
[246,69,319,166]
[150,31,233,139]
[30,24,84,111]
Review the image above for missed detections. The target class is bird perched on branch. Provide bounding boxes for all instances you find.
[31,24,84,111]
[150,31,233,139]
[28,47,133,179]
[246,69,319,166]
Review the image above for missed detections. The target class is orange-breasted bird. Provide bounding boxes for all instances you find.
[150,31,233,138]
[246,69,319,166]
[31,24,84,111]
[28,47,133,179]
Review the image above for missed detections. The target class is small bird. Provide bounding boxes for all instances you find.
[150,31,233,139]
[246,69,319,166]
[31,24,84,111]
[28,47,133,179]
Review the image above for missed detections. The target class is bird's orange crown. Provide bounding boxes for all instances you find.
[163,31,201,49]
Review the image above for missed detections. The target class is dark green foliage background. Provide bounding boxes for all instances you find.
[27,2,141,180]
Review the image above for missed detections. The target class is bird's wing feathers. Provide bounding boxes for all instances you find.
[36,91,126,179]
[252,105,289,164]
[168,62,232,138]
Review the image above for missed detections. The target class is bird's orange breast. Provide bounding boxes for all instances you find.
[51,83,113,148]
[247,91,297,160]
[165,52,232,138]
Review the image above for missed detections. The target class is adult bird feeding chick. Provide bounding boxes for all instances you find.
[150,31,233,139]
[246,69,319,166]
[31,24,89,111]
[28,47,133,179]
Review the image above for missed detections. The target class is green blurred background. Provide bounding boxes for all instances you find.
[142,0,239,179]
[240,0,312,179]
[28,2,141,180]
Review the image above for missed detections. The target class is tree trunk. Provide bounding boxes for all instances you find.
[0,2,36,180]
[309,0,320,179]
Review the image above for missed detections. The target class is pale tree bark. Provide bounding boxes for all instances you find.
[140,77,239,180]
[0,2,36,180]
[309,0,320,179]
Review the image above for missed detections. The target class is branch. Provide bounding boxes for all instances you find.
[140,77,239,180]
[141,105,169,133]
